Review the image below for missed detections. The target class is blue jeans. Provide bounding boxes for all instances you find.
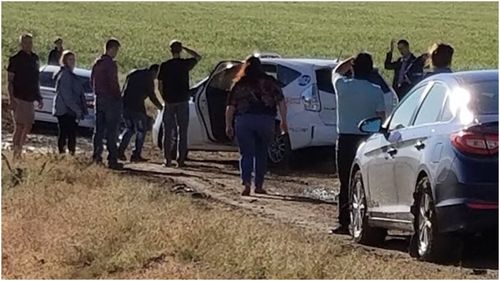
[118,110,147,158]
[93,95,122,164]
[235,114,275,188]
[163,102,189,163]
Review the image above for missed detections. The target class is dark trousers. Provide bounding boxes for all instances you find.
[57,114,77,154]
[118,110,147,159]
[92,95,122,164]
[162,102,189,164]
[235,114,275,187]
[336,134,368,227]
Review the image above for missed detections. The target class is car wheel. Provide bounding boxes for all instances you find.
[349,170,387,245]
[267,133,291,169]
[410,177,461,263]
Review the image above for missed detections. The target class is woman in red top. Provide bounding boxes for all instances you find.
[225,56,288,196]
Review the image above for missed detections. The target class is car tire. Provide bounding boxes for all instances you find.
[267,132,291,170]
[349,170,387,246]
[410,177,462,263]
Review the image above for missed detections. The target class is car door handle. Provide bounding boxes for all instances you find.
[387,148,398,156]
[415,141,425,150]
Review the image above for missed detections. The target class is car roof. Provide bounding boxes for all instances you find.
[41,65,91,77]
[260,57,338,68]
[423,69,498,85]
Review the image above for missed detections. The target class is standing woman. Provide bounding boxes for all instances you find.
[225,56,288,196]
[53,50,87,155]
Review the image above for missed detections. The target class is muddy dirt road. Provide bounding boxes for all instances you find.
[2,122,498,278]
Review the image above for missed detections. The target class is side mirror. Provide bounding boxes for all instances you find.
[359,117,383,134]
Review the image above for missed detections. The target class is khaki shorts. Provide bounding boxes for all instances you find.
[12,98,35,126]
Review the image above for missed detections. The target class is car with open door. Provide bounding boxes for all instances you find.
[349,70,498,262]
[36,65,95,129]
[152,56,397,167]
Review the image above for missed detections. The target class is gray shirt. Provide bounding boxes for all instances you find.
[333,74,386,135]
[53,67,87,118]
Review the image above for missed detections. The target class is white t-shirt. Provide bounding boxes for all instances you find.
[333,74,386,135]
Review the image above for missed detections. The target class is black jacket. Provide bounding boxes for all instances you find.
[384,52,417,90]
[48,48,62,65]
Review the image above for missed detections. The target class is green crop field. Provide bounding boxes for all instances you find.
[2,2,498,85]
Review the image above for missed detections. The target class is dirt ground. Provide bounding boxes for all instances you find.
[1,108,498,278]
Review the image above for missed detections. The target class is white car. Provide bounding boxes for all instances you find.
[152,56,398,166]
[36,65,95,128]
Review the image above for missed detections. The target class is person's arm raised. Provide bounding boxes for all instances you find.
[183,46,202,61]
[334,57,354,76]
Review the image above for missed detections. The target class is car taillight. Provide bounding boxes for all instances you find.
[451,131,498,155]
[301,83,321,112]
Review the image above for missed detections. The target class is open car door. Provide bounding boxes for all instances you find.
[196,60,243,144]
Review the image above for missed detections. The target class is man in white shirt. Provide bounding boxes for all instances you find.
[331,53,386,235]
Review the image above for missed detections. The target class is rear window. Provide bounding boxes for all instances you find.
[468,80,498,114]
[39,71,56,88]
[315,68,334,94]
[262,64,300,87]
[78,76,93,93]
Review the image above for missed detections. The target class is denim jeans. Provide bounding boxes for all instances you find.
[92,95,122,164]
[235,114,275,188]
[118,110,147,158]
[162,102,189,164]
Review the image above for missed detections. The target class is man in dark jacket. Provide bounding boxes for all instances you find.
[384,39,418,99]
[91,38,123,169]
[118,64,163,162]
[48,37,63,65]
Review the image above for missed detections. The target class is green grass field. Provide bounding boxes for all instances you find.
[2,2,498,84]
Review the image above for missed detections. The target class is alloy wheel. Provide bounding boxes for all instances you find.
[350,177,366,239]
[418,192,433,257]
[268,134,287,164]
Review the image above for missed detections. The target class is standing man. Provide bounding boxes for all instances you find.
[331,53,386,235]
[91,38,123,169]
[48,37,64,65]
[118,64,163,162]
[384,39,417,99]
[7,33,44,159]
[158,40,201,167]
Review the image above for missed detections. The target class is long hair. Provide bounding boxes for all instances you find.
[59,50,75,68]
[233,55,265,83]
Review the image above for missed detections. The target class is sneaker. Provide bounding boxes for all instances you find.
[108,162,124,170]
[177,161,187,168]
[164,161,173,167]
[130,156,149,163]
[329,225,350,235]
[118,154,127,162]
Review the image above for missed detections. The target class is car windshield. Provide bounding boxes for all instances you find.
[467,80,498,114]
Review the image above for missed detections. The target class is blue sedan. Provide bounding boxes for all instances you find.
[350,70,498,262]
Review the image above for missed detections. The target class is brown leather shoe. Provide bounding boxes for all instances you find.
[241,186,251,196]
[254,188,267,194]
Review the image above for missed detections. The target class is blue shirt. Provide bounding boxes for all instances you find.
[333,74,386,135]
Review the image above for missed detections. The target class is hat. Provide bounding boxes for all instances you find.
[169,39,182,47]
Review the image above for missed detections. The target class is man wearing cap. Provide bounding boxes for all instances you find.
[7,33,43,159]
[48,37,64,65]
[158,40,201,167]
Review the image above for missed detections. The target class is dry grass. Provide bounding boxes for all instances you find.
[1,154,482,279]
